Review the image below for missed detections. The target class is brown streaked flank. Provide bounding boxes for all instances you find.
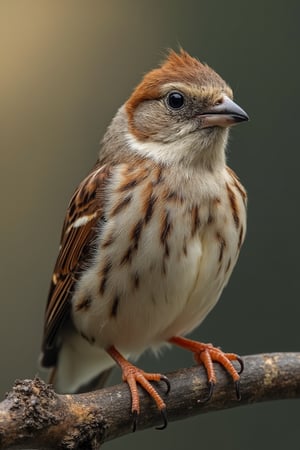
[238,225,244,251]
[80,332,95,345]
[191,204,200,236]
[226,167,247,204]
[182,237,188,256]
[118,166,149,192]
[99,259,112,295]
[226,183,240,229]
[225,258,232,274]
[110,194,133,216]
[101,232,115,248]
[75,297,92,312]
[160,210,172,244]
[141,181,156,224]
[131,219,144,249]
[207,213,214,225]
[120,246,133,266]
[152,165,163,186]
[216,232,227,262]
[144,193,156,223]
[133,271,140,289]
[110,295,120,318]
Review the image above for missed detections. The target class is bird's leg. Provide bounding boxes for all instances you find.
[106,346,170,431]
[169,336,243,401]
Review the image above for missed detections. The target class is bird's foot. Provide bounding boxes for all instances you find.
[107,346,170,431]
[169,336,243,401]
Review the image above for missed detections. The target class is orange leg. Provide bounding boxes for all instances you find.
[107,346,170,431]
[169,336,243,401]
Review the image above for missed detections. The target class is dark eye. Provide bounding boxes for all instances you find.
[167,91,185,109]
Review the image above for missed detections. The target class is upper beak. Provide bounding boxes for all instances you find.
[199,95,249,129]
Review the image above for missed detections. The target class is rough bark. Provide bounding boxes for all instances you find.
[0,353,299,449]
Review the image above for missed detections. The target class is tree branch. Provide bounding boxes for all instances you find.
[0,352,299,449]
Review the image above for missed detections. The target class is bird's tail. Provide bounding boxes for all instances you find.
[47,329,115,394]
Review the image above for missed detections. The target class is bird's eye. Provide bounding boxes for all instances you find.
[167,91,185,110]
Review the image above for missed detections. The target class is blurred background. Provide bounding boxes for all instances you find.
[1,1,299,448]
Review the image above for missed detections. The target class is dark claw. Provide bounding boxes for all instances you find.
[156,407,168,430]
[132,410,138,432]
[235,380,241,401]
[199,381,214,403]
[236,356,244,375]
[160,375,171,394]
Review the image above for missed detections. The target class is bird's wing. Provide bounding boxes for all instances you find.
[41,163,112,367]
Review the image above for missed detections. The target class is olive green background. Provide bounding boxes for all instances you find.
[1,1,299,449]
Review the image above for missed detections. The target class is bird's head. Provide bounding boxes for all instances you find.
[124,49,248,170]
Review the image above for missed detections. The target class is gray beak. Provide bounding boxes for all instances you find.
[200,95,249,129]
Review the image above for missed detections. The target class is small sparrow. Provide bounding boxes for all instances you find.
[41,49,248,430]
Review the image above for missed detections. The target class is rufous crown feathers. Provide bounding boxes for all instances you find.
[126,49,226,119]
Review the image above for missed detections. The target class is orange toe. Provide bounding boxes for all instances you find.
[107,346,169,431]
[169,336,243,400]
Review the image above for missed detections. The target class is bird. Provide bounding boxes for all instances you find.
[40,49,248,430]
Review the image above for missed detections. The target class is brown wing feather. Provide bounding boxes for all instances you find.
[41,164,111,367]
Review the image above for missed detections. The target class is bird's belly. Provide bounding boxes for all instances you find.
[72,234,200,353]
[157,240,234,343]
[72,223,237,357]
